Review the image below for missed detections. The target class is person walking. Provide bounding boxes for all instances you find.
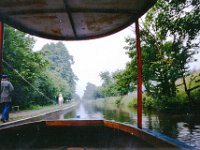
[58,93,64,106]
[0,74,14,123]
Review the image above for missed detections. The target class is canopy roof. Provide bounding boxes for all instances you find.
[0,0,156,40]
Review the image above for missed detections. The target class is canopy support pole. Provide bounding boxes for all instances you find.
[135,19,142,129]
[0,21,3,76]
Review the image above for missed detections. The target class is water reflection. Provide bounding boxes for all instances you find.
[142,110,200,149]
[64,103,104,119]
[63,102,200,149]
[64,103,136,124]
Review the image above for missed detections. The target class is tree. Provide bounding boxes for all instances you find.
[113,68,136,95]
[144,0,200,105]
[99,71,112,86]
[82,82,100,100]
[123,0,200,100]
[3,25,48,108]
[98,71,122,97]
[32,71,59,105]
[41,42,77,100]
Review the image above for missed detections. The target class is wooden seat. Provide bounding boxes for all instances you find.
[12,106,20,111]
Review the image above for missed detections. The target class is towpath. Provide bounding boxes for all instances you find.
[0,102,78,125]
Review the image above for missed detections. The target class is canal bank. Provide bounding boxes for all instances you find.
[0,102,78,129]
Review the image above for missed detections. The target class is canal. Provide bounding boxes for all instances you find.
[59,101,200,149]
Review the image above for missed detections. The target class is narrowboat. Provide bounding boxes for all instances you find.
[0,0,195,149]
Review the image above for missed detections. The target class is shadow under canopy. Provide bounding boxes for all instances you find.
[0,0,156,40]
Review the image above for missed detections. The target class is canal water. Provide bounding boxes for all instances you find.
[61,101,200,149]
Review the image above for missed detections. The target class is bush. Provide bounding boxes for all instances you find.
[29,104,42,110]
[143,95,155,109]
[153,94,189,112]
[128,94,155,109]
[128,97,137,108]
[128,93,190,113]
[115,97,123,106]
[191,89,200,103]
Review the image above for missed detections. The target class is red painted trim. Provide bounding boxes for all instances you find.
[135,19,142,129]
[46,120,104,126]
[0,21,3,75]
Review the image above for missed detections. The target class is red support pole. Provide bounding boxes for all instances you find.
[135,19,142,129]
[0,21,3,76]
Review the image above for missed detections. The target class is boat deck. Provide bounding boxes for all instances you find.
[0,120,155,150]
[0,120,189,150]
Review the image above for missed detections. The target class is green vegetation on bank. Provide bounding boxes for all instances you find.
[91,95,133,109]
[3,25,77,109]
[90,71,200,112]
[128,71,200,112]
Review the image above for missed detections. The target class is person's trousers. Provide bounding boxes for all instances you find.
[1,102,11,121]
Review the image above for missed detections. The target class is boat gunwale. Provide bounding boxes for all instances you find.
[45,119,195,150]
[0,119,195,150]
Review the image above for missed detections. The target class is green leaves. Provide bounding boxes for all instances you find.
[115,0,200,101]
[41,42,77,100]
[3,25,49,108]
[3,26,77,108]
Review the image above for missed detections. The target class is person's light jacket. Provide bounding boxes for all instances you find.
[1,80,14,103]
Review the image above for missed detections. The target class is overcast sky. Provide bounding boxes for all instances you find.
[33,26,134,97]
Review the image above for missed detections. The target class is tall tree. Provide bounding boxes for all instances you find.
[98,71,121,97]
[82,82,99,100]
[119,0,200,105]
[41,42,77,100]
[99,71,112,86]
[142,0,200,99]
[113,68,136,95]
[3,25,48,108]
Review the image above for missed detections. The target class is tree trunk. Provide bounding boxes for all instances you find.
[182,75,194,108]
[170,79,176,96]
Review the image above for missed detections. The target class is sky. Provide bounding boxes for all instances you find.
[33,26,135,97]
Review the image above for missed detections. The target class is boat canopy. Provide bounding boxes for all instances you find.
[0,0,156,40]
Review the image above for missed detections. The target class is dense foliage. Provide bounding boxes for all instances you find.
[41,42,77,100]
[3,25,49,108]
[3,26,77,108]
[112,0,200,110]
[98,71,119,97]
